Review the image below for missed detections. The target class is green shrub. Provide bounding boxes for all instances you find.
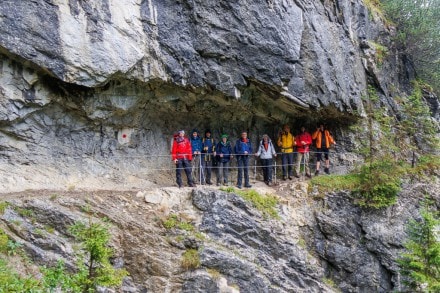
[162,214,178,229]
[0,258,41,292]
[162,214,194,231]
[181,249,200,270]
[353,159,403,208]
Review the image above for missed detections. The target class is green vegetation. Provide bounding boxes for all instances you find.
[0,229,8,253]
[221,188,279,219]
[353,158,403,208]
[0,219,128,292]
[399,80,440,150]
[398,203,440,291]
[363,0,387,21]
[181,249,200,270]
[381,0,440,94]
[0,202,9,215]
[67,220,129,292]
[0,258,41,292]
[162,214,195,232]
[371,41,389,66]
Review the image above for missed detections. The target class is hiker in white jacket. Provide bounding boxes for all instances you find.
[255,134,277,186]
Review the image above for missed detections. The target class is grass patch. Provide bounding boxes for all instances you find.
[14,207,34,218]
[311,174,361,193]
[162,214,195,232]
[207,268,221,281]
[236,189,279,219]
[181,249,200,270]
[0,202,9,215]
[220,187,280,219]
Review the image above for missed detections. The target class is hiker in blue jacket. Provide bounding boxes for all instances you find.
[234,131,252,189]
[215,134,233,186]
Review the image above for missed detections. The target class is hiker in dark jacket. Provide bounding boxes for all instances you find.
[190,129,203,182]
[234,131,252,189]
[255,134,277,186]
[215,134,233,186]
[202,130,216,185]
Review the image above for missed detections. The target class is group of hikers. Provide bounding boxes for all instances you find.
[171,124,336,188]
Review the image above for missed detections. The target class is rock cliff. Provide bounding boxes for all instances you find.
[0,0,418,190]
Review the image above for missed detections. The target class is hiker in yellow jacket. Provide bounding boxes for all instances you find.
[312,124,336,175]
[277,124,295,180]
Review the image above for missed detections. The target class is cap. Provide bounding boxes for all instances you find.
[178,130,185,134]
[221,134,228,138]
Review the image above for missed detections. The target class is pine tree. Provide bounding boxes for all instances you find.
[398,206,440,292]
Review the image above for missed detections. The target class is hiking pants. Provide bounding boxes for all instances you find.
[176,159,193,187]
[281,152,294,177]
[237,155,250,187]
[261,158,273,183]
[217,161,230,184]
[295,152,310,176]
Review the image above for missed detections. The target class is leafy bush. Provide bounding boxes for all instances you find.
[0,258,41,292]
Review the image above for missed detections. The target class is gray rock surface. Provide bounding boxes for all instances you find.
[0,179,438,292]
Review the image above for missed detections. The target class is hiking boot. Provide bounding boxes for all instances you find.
[178,184,183,188]
[282,176,287,180]
[236,185,242,189]
[188,183,196,187]
[294,174,300,178]
[306,173,312,178]
[315,170,319,176]
[324,168,330,174]
[267,181,272,186]
[216,182,221,186]
[244,184,252,188]
[206,181,212,185]
[288,176,293,180]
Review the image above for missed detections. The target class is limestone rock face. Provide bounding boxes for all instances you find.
[0,0,415,190]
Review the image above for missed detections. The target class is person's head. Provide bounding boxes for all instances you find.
[283,124,290,132]
[300,126,306,133]
[192,129,198,137]
[319,124,325,130]
[205,130,211,137]
[241,131,248,140]
[178,130,185,137]
[221,134,228,142]
[262,134,269,141]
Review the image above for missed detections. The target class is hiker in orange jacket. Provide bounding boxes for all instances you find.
[312,124,336,175]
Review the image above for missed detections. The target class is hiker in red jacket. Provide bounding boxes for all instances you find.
[171,130,195,188]
[295,126,312,178]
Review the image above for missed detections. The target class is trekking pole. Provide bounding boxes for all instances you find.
[303,153,306,177]
[254,157,257,181]
[274,159,277,184]
[199,154,204,185]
